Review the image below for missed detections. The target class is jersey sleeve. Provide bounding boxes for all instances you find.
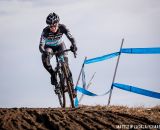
[39,27,48,53]
[61,24,76,45]
[39,31,46,45]
[39,27,49,45]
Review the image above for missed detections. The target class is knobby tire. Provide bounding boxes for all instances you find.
[62,63,75,108]
[57,70,66,108]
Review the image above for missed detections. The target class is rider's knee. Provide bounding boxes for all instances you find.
[42,56,50,66]
[45,48,53,55]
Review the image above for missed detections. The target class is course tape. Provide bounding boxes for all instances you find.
[75,97,79,107]
[74,86,111,107]
[75,86,111,96]
[75,86,97,96]
[75,47,160,106]
[84,47,160,65]
[84,52,120,64]
[121,47,160,54]
[113,83,160,99]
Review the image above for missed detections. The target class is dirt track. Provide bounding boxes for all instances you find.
[0,105,160,130]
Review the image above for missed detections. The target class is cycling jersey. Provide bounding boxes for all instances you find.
[40,24,75,47]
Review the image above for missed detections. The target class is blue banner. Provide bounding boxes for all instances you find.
[75,97,79,107]
[113,83,160,99]
[84,47,160,65]
[75,86,97,107]
[75,86,111,96]
[75,86,97,96]
[121,47,160,54]
[74,86,111,107]
[84,52,120,64]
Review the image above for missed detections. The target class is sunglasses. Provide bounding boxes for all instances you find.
[50,22,59,28]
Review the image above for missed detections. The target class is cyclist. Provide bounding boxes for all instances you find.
[39,12,77,88]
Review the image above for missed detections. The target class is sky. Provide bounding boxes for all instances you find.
[0,0,160,108]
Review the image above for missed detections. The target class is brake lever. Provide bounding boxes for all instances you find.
[73,51,77,58]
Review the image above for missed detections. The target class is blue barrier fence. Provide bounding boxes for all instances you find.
[84,52,120,64]
[74,83,160,107]
[75,86,111,96]
[75,47,160,107]
[113,83,160,99]
[75,86,111,107]
[121,47,160,54]
[84,47,160,64]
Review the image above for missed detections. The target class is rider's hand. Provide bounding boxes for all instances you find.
[70,44,77,52]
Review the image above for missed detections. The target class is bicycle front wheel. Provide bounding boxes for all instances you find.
[62,63,75,108]
[57,71,66,108]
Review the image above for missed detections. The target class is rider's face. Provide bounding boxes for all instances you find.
[50,22,59,33]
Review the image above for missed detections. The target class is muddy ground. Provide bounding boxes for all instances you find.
[0,105,160,130]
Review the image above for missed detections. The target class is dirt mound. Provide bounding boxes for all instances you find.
[0,105,160,130]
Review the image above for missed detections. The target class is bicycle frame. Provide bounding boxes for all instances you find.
[53,49,76,108]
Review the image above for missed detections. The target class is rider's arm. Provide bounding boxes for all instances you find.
[61,24,76,46]
[39,44,45,53]
[39,32,46,53]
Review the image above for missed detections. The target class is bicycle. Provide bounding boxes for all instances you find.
[52,49,76,108]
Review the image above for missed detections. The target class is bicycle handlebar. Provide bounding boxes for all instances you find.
[53,49,77,58]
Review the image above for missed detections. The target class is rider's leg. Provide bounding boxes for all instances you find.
[60,42,69,64]
[41,48,57,85]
